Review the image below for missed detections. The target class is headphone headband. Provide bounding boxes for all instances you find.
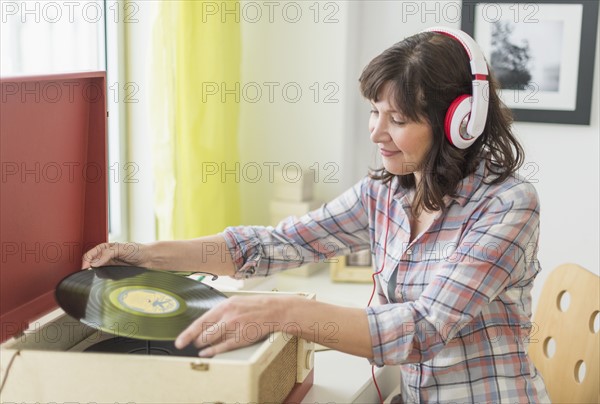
[422,27,490,149]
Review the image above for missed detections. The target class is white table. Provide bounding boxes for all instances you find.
[206,269,401,403]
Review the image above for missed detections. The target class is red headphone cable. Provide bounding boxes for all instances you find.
[368,184,393,403]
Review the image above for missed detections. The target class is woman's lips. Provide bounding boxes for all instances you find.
[379,149,401,157]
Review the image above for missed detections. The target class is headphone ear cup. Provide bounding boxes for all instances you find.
[444,94,474,149]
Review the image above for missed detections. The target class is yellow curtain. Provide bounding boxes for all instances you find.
[152,1,241,240]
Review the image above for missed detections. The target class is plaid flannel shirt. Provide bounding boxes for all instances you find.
[222,158,550,403]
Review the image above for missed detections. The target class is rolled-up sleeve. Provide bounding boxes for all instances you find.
[366,181,540,366]
[221,178,372,279]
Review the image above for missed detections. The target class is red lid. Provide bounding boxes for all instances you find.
[1,72,108,342]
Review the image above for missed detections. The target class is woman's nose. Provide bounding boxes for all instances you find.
[369,116,389,144]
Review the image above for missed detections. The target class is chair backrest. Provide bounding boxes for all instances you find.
[529,263,600,403]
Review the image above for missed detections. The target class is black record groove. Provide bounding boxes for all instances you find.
[55,266,227,340]
[84,337,201,357]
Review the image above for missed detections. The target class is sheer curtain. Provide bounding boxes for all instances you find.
[151,1,242,240]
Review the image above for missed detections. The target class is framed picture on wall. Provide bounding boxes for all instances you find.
[461,0,599,125]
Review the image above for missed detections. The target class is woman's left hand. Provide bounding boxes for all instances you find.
[174,294,293,357]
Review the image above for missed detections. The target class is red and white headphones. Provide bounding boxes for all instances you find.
[423,27,490,149]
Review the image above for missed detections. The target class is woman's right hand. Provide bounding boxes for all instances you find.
[81,242,148,269]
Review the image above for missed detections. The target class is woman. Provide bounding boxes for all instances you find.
[83,28,550,402]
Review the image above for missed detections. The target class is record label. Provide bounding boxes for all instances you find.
[109,286,184,316]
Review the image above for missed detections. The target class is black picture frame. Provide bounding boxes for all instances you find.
[462,0,599,125]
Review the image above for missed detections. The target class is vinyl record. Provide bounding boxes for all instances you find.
[56,266,227,341]
[84,336,201,357]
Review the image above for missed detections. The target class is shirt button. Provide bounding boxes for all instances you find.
[406,249,413,256]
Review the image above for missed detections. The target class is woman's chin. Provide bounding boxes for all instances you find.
[382,162,416,176]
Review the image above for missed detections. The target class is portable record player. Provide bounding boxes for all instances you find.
[0,72,314,403]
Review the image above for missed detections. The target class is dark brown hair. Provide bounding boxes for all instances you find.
[359,31,523,215]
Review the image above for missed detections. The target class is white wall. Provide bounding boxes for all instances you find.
[238,0,600,308]
[237,1,357,224]
[125,1,599,308]
[340,1,600,309]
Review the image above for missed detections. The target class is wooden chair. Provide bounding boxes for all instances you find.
[529,263,600,403]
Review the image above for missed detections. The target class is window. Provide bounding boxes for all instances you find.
[1,0,105,74]
[1,0,127,240]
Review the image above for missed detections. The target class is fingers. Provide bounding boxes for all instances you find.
[81,243,110,269]
[175,320,244,358]
[174,296,278,357]
[175,315,212,350]
[175,304,224,349]
[81,242,142,269]
[198,338,240,358]
[176,320,257,358]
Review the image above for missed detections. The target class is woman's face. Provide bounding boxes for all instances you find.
[369,83,433,178]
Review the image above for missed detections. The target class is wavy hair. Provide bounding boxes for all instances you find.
[359,31,524,215]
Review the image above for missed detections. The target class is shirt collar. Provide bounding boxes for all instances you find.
[390,158,487,208]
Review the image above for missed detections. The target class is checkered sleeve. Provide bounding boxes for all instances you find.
[367,181,540,366]
[221,178,372,279]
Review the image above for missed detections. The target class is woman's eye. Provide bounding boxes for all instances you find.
[370,109,379,115]
[391,118,405,125]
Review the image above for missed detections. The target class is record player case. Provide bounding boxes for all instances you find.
[0,291,315,404]
[0,72,314,403]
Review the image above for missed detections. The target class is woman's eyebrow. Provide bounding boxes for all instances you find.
[370,101,400,113]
